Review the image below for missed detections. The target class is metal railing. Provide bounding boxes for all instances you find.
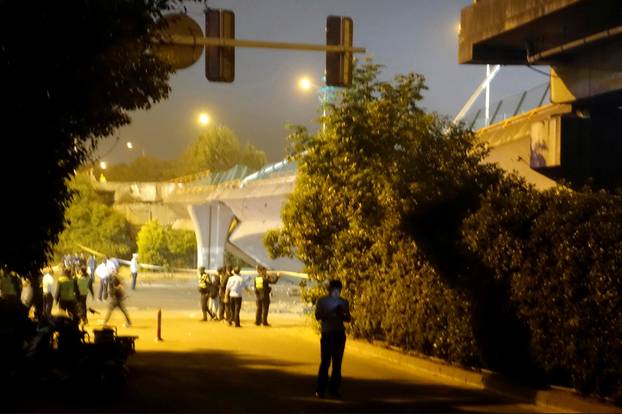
[461,82,550,131]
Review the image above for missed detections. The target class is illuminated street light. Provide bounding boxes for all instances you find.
[296,75,334,131]
[298,76,314,92]
[99,161,107,170]
[198,112,211,126]
[126,140,145,156]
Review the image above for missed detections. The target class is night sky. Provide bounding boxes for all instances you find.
[101,0,547,165]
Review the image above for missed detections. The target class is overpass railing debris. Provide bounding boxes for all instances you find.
[461,82,550,131]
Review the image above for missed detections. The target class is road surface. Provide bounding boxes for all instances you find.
[19,276,561,413]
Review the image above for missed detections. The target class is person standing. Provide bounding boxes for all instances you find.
[76,266,94,325]
[225,267,245,327]
[103,271,131,328]
[0,268,21,306]
[217,267,231,321]
[315,279,351,399]
[130,253,139,290]
[254,265,280,326]
[87,255,97,282]
[55,268,79,323]
[198,266,215,321]
[21,278,33,310]
[41,268,55,317]
[208,269,221,317]
[95,258,110,301]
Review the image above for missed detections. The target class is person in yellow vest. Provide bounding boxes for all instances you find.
[254,265,280,326]
[75,266,94,325]
[55,267,79,322]
[0,268,21,306]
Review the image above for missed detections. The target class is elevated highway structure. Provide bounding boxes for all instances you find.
[460,0,622,188]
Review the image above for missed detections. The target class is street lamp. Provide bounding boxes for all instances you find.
[126,141,146,157]
[298,76,313,92]
[297,75,335,131]
[197,112,211,127]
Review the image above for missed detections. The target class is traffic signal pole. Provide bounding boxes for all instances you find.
[156,34,365,54]
[153,12,363,86]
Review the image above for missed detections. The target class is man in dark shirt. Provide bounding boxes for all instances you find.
[254,265,280,326]
[315,279,351,399]
[103,272,131,328]
[198,266,215,321]
[218,266,232,321]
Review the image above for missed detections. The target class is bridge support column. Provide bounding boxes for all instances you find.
[187,202,235,270]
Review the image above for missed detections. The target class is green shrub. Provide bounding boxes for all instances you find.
[137,220,196,269]
[54,173,135,259]
[380,241,479,365]
[465,182,622,401]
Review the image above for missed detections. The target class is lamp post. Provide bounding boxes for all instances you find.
[97,161,108,183]
[297,75,334,131]
[126,141,146,157]
[197,112,211,127]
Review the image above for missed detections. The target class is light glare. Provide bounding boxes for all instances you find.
[198,112,210,126]
[298,77,313,92]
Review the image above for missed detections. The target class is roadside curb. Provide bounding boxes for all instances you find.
[345,338,622,414]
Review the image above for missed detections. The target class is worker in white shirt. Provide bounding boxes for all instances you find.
[225,267,246,327]
[41,268,55,317]
[130,253,139,290]
[95,258,110,301]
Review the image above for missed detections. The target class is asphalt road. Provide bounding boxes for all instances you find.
[102,275,306,315]
[18,277,561,413]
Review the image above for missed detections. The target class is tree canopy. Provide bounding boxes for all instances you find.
[54,174,136,260]
[0,1,179,275]
[137,220,196,269]
[99,156,179,182]
[266,60,622,400]
[266,61,498,364]
[99,125,267,182]
[180,125,267,174]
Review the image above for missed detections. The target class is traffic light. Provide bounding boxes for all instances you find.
[326,16,353,87]
[206,8,235,82]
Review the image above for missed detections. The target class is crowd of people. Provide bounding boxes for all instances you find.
[0,253,352,399]
[0,253,133,328]
[197,264,280,328]
[0,253,285,331]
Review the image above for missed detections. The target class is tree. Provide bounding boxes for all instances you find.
[102,156,179,182]
[165,228,197,268]
[266,60,494,364]
[178,125,268,175]
[267,60,622,398]
[54,174,136,260]
[0,1,178,278]
[99,127,268,182]
[137,220,168,268]
[137,220,196,269]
